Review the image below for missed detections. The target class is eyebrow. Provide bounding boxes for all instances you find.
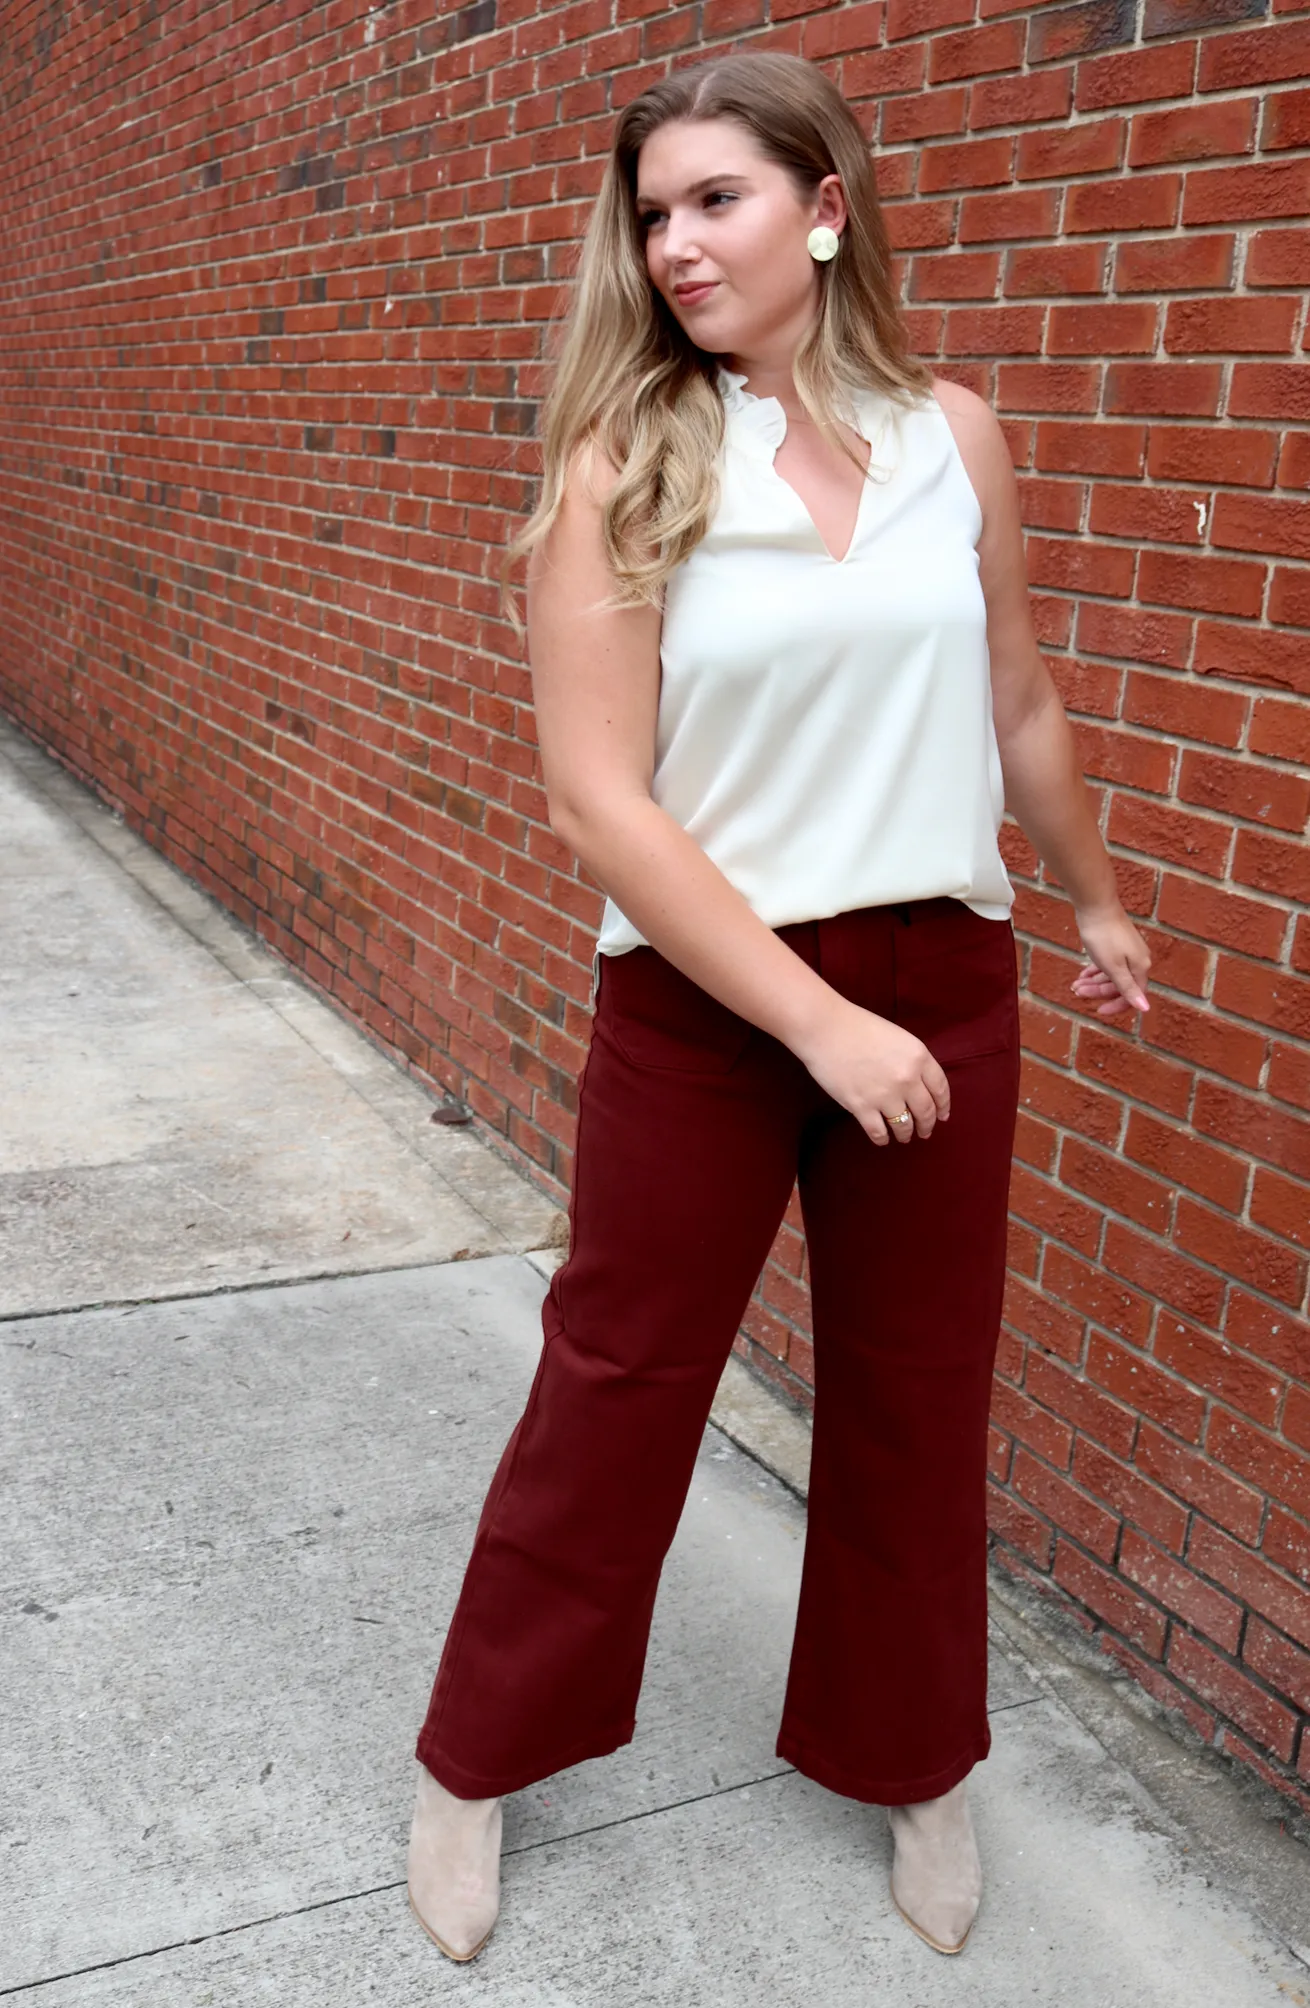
[634,172,749,207]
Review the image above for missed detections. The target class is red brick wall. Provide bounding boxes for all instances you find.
[2,0,1309,1805]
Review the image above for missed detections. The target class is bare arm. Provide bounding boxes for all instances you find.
[527,441,951,1144]
[937,382,1152,1019]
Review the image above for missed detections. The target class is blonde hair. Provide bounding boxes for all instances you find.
[499,49,936,640]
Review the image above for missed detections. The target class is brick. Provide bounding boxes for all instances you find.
[1264,1507,1310,1590]
[1026,1349,1138,1459]
[1072,1438,1189,1554]
[1244,1616,1310,1715]
[1012,1108,1052,1172]
[1013,1446,1122,1561]
[990,1378,1075,1471]
[1019,994,1076,1068]
[1098,1633,1218,1743]
[1087,1330,1206,1443]
[1249,1165,1310,1251]
[1197,20,1310,94]
[1191,1521,1310,1652]
[1146,991,1267,1087]
[1121,670,1249,749]
[1216,954,1310,1045]
[1122,1108,1248,1213]
[1002,1273,1085,1360]
[1020,1056,1124,1148]
[1106,792,1233,878]
[1193,618,1310,697]
[1269,1041,1310,1116]
[1228,1735,1310,1817]
[1041,1243,1154,1347]
[1176,1196,1306,1304]
[1120,1528,1243,1652]
[1138,548,1267,620]
[1153,1315,1283,1429]
[1009,1161,1104,1257]
[1249,695,1310,767]
[1224,1291,1310,1380]
[1137,1421,1265,1544]
[1074,1023,1193,1118]
[1167,1631,1297,1762]
[1177,749,1310,833]
[1208,1410,1310,1523]
[1156,873,1290,962]
[1231,828,1310,907]
[987,1479,1055,1569]
[1059,1134,1174,1234]
[1102,1220,1226,1327]
[1053,1539,1169,1658]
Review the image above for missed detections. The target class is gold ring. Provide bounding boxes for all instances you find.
[890,1111,912,1127]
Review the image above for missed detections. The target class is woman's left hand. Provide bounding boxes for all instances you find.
[1069,900,1152,1019]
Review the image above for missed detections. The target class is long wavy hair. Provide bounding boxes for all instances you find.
[499,50,937,640]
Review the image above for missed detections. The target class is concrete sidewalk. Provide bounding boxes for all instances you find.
[3,715,1309,2006]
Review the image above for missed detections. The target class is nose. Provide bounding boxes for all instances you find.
[660,209,702,271]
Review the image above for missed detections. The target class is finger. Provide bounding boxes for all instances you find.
[1121,943,1152,1010]
[1103,959,1149,1012]
[865,1110,891,1147]
[885,1107,915,1146]
[904,1082,940,1140]
[922,1054,951,1123]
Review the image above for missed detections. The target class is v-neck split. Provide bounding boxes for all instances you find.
[715,365,897,566]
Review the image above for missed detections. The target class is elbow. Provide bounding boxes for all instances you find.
[549,789,649,867]
[548,794,588,851]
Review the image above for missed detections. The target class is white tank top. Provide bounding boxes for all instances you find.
[591,364,1014,983]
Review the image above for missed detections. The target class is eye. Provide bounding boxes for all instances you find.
[637,190,737,231]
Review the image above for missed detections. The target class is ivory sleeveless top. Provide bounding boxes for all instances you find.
[591,364,1014,985]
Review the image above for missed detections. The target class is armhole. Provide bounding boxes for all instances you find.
[925,385,986,552]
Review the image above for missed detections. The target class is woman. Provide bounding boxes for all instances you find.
[406,48,1150,1964]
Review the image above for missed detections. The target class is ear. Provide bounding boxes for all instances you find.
[812,172,848,235]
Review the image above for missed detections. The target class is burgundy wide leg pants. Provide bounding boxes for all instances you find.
[416,895,1021,1805]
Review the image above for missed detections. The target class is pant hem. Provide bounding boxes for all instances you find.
[415,1718,638,1800]
[775,1727,989,1807]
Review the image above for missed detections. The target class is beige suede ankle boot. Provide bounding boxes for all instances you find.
[885,1778,982,1954]
[406,1762,503,1961]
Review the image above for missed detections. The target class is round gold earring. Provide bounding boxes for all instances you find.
[807,225,840,262]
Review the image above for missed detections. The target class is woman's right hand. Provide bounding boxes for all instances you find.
[790,996,951,1147]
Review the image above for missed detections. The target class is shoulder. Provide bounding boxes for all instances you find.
[925,375,1007,452]
[924,376,1017,535]
[563,434,624,508]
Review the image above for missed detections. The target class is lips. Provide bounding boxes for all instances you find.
[674,282,717,304]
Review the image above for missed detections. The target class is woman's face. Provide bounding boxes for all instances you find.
[635,118,845,368]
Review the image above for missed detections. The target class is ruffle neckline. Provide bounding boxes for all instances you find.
[715,365,789,451]
[714,364,891,464]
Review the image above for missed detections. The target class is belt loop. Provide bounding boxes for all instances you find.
[895,902,912,926]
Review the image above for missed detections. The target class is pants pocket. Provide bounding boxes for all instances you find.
[598,947,754,1074]
[891,901,1018,1065]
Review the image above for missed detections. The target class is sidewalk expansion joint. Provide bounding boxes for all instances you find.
[0,1767,799,1996]
[0,1251,540,1327]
